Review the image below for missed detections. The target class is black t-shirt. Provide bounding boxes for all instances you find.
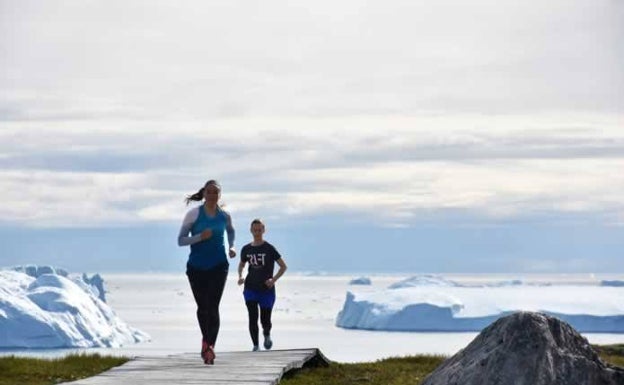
[240,241,282,292]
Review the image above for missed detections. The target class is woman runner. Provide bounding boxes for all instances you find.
[178,179,236,364]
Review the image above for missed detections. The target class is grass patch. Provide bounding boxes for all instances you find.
[281,355,445,385]
[0,353,129,385]
[282,344,624,385]
[1,344,621,385]
[594,344,624,368]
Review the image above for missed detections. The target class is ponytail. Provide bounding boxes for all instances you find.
[185,187,205,205]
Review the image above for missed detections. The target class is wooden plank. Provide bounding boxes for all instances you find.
[61,348,328,385]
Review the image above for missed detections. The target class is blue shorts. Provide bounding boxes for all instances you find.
[243,288,276,309]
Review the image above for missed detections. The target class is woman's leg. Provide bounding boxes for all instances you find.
[204,267,228,347]
[245,301,260,347]
[187,268,211,343]
[186,265,228,347]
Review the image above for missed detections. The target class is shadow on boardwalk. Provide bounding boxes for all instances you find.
[62,348,329,385]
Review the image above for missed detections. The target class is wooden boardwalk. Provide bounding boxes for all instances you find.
[62,348,328,385]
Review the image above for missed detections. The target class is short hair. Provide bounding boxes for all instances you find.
[250,218,264,227]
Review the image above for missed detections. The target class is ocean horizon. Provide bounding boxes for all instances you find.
[2,271,623,363]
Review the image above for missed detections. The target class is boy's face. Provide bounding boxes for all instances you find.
[250,223,265,237]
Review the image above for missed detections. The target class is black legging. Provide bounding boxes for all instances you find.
[245,301,273,346]
[186,263,228,347]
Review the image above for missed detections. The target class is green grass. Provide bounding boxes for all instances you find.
[594,344,624,368]
[281,344,624,385]
[0,353,128,385]
[1,344,621,385]
[281,355,446,385]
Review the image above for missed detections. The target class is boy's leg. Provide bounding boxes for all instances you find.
[261,306,273,350]
[245,300,260,347]
[259,290,276,349]
[260,306,273,337]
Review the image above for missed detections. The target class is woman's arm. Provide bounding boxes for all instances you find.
[224,210,236,257]
[177,208,202,246]
[225,211,235,248]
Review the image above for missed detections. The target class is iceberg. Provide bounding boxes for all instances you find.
[389,275,543,289]
[388,275,459,289]
[12,265,68,278]
[336,275,624,333]
[81,273,107,302]
[0,267,149,348]
[349,277,372,285]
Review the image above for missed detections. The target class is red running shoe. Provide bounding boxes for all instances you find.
[200,340,209,362]
[204,345,215,365]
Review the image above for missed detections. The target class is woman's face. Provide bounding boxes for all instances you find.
[203,185,220,204]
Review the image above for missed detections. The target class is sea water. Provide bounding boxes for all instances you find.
[3,273,623,363]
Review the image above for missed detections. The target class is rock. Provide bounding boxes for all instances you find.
[422,311,624,385]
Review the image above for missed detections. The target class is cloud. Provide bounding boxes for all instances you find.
[1,0,622,122]
[1,0,622,227]
[0,169,168,227]
[0,113,622,227]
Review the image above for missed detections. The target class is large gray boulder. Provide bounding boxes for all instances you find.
[422,311,624,385]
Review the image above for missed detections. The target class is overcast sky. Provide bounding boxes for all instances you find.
[1,0,622,273]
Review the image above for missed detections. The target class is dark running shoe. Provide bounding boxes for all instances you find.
[263,335,273,350]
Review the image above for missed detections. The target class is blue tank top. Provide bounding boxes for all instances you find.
[188,206,229,270]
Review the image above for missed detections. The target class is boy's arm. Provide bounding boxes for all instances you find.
[272,258,287,283]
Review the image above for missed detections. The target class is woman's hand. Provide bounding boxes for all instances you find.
[237,277,245,286]
[200,229,213,240]
[229,247,237,258]
[265,278,275,288]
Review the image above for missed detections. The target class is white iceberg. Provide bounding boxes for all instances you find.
[389,275,538,289]
[0,268,149,348]
[80,273,107,302]
[12,265,68,278]
[12,265,107,303]
[388,275,459,289]
[336,276,624,333]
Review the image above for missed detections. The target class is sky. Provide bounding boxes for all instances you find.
[1,0,623,274]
